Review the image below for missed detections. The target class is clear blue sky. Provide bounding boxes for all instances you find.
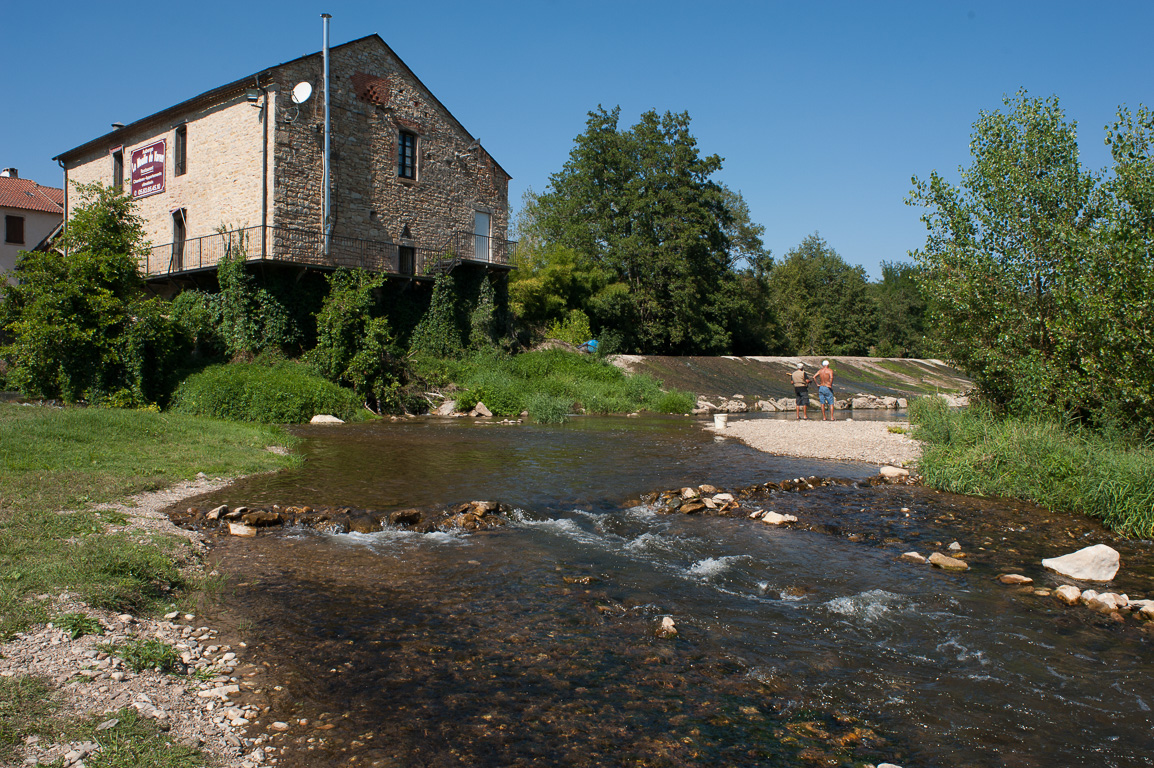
[5,1,1149,278]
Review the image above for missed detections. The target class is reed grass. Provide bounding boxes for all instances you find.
[910,397,1154,537]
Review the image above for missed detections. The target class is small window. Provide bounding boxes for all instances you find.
[398,131,416,179]
[4,215,24,245]
[172,210,186,271]
[175,125,187,176]
[112,150,124,190]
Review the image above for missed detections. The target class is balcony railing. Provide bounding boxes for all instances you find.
[140,225,516,278]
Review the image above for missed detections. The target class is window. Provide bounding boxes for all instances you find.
[172,210,186,271]
[112,150,124,189]
[4,215,24,245]
[175,125,187,176]
[398,131,416,179]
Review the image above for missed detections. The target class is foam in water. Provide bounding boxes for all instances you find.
[688,555,742,579]
[824,589,908,623]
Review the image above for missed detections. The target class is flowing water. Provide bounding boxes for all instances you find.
[184,415,1154,768]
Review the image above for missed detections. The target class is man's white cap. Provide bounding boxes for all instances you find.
[822,360,829,366]
[796,362,804,369]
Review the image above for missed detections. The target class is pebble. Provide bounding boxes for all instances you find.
[899,552,927,564]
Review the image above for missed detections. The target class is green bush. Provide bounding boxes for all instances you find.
[171,361,362,423]
[910,397,1154,537]
[526,392,573,424]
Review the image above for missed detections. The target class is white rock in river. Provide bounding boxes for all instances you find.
[760,511,798,525]
[656,616,677,638]
[1042,544,1120,581]
[310,414,344,424]
[1053,585,1081,604]
[879,466,909,480]
[899,551,927,564]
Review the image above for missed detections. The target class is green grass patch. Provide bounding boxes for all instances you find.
[54,612,105,640]
[910,396,1154,537]
[171,360,366,424]
[56,708,205,768]
[0,403,296,639]
[0,676,58,762]
[99,638,182,674]
[417,349,695,422]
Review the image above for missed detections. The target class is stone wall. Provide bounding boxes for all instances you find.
[269,36,511,267]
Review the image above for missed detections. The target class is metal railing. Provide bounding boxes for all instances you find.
[140,225,516,278]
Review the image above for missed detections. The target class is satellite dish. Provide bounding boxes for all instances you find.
[291,82,313,104]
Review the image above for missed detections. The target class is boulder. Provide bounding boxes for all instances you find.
[997,574,1033,585]
[881,396,899,409]
[899,552,927,564]
[206,505,228,521]
[433,399,457,416]
[851,396,879,410]
[310,414,344,424]
[1054,584,1082,604]
[1041,544,1120,582]
[760,511,798,525]
[928,552,969,571]
[896,398,908,409]
[472,402,493,417]
[754,399,777,412]
[722,399,749,413]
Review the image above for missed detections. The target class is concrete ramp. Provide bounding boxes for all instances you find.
[610,355,970,402]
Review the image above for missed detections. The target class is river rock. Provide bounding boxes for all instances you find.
[900,552,927,564]
[228,522,257,537]
[241,510,282,527]
[760,512,798,525]
[881,396,899,409]
[656,616,677,638]
[348,514,380,534]
[1042,544,1120,581]
[997,574,1033,585]
[721,399,749,413]
[879,466,909,481]
[1054,585,1081,604]
[433,399,457,416]
[310,414,344,424]
[206,505,228,520]
[929,552,969,571]
[389,509,422,526]
[755,399,778,412]
[680,501,707,514]
[1084,591,1128,613]
[1138,604,1154,621]
[681,487,699,499]
[471,402,493,417]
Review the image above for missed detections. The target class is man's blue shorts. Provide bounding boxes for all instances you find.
[818,386,834,406]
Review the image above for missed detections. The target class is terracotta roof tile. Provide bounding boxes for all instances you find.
[0,177,65,215]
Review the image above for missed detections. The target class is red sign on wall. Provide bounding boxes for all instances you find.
[130,139,166,198]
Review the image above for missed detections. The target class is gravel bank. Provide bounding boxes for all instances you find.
[709,417,921,466]
[0,477,281,768]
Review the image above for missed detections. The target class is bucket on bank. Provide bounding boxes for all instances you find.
[714,413,728,429]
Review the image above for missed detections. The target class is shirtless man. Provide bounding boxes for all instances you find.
[789,363,811,420]
[814,360,835,421]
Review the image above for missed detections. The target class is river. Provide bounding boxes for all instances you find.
[181,415,1154,768]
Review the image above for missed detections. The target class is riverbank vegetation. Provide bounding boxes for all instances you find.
[906,92,1154,530]
[911,398,1154,538]
[0,403,295,639]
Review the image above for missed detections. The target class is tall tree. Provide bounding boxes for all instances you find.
[533,107,769,354]
[769,233,876,355]
[908,91,1098,415]
[869,261,928,358]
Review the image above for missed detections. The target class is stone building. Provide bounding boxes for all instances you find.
[0,169,64,284]
[54,34,514,291]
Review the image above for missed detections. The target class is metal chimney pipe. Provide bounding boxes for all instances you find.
[322,13,333,257]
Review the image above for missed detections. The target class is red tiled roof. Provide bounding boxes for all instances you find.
[0,177,64,214]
